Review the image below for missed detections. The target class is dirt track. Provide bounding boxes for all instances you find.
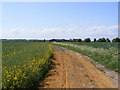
[40,46,118,88]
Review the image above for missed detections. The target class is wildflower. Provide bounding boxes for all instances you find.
[13,77,17,80]
[7,75,11,77]
[32,60,35,62]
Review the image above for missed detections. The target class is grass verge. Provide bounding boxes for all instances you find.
[53,42,119,73]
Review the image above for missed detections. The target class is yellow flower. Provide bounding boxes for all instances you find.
[7,75,11,77]
[13,77,17,80]
[7,80,10,82]
[32,60,35,62]
[23,65,26,67]
[10,86,14,88]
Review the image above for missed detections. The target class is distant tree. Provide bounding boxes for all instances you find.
[49,39,56,42]
[97,38,106,42]
[94,38,96,42]
[84,38,91,42]
[61,39,67,42]
[44,39,46,42]
[69,39,72,42]
[106,38,111,42]
[73,39,78,42]
[112,37,120,42]
[78,39,82,42]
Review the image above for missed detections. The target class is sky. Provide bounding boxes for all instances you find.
[1,2,118,40]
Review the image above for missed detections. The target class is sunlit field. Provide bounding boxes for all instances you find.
[2,41,53,89]
[53,42,119,73]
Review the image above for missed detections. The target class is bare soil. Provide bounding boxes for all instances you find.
[39,46,118,88]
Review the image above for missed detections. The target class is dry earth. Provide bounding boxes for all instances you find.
[39,46,118,89]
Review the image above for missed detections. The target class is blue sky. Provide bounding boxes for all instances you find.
[1,2,118,40]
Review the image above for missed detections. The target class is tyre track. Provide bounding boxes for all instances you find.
[39,46,118,89]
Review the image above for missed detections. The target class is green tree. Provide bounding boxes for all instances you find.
[84,38,91,42]
[97,38,106,42]
[106,38,111,42]
[78,39,82,42]
[112,37,120,42]
[94,38,96,42]
[73,39,80,42]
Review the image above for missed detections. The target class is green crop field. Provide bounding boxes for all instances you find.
[53,42,119,73]
[2,41,119,89]
[2,41,53,89]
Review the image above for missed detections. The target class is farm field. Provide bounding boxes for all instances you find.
[2,41,53,89]
[53,42,119,73]
[2,41,119,89]
[2,1,119,89]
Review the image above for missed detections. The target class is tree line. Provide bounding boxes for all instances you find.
[1,37,120,42]
[49,37,120,42]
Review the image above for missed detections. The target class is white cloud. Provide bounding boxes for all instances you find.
[2,25,118,40]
